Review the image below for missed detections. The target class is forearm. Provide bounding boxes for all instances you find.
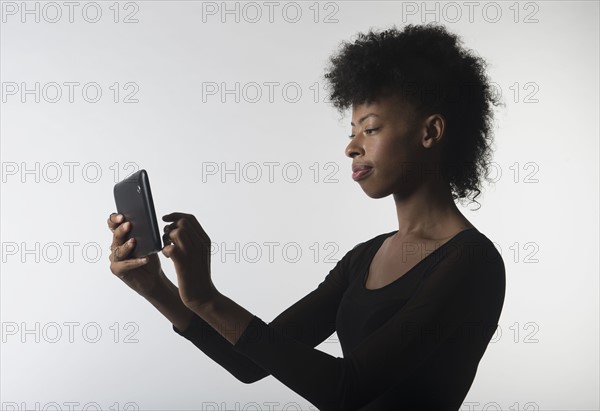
[143,270,194,332]
[190,291,255,346]
[167,276,268,383]
[145,270,254,348]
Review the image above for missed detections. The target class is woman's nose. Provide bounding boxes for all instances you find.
[345,138,363,158]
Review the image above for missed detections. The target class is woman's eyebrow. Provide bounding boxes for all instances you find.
[351,113,379,126]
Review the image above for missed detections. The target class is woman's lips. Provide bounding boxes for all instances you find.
[352,167,373,181]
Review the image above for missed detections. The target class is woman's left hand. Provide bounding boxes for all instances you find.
[161,212,217,309]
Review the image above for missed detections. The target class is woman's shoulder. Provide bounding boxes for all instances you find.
[452,227,504,266]
[433,228,506,290]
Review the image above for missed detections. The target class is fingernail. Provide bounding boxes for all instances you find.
[128,238,134,243]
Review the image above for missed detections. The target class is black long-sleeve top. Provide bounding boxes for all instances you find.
[173,227,506,410]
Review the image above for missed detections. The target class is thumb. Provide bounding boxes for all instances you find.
[162,243,182,262]
[162,244,186,277]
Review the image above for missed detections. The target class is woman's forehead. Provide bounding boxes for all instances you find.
[351,94,418,119]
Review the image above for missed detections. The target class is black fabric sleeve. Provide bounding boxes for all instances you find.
[231,237,506,410]
[172,242,357,384]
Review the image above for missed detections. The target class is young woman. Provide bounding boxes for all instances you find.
[107,23,506,411]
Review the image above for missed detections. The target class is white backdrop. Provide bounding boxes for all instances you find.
[1,1,598,410]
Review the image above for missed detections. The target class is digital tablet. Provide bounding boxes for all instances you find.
[113,169,162,258]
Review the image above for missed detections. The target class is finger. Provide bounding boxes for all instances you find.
[163,218,197,248]
[111,256,149,276]
[164,219,197,242]
[163,222,177,233]
[182,217,208,244]
[110,243,144,264]
[161,243,180,260]
[110,221,131,251]
[165,226,193,255]
[107,213,124,231]
[162,232,172,246]
[162,212,191,222]
[162,223,176,246]
[110,241,123,262]
[112,237,136,262]
[163,213,206,242]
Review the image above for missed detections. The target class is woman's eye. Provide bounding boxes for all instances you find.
[347,127,379,139]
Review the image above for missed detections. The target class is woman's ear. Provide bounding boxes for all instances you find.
[422,113,445,149]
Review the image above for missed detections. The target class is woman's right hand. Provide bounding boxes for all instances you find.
[107,212,164,298]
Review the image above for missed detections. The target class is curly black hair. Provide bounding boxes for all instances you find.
[323,23,503,210]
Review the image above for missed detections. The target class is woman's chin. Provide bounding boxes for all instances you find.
[360,185,392,199]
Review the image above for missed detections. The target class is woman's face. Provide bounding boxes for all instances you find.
[345,93,442,199]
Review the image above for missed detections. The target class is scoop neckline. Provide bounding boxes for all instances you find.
[362,227,478,292]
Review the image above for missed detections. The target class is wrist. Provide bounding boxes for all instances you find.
[141,270,196,333]
[139,270,172,301]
